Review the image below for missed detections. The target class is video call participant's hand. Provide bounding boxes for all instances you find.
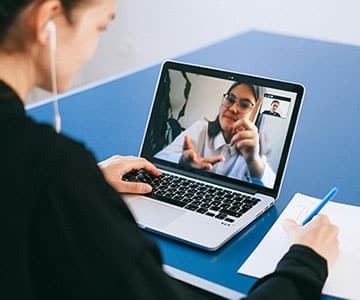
[230,96,264,178]
[282,214,340,269]
[180,135,224,170]
[230,118,260,161]
[98,156,161,194]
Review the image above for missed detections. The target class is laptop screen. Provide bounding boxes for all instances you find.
[141,61,304,198]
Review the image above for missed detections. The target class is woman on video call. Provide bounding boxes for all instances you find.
[156,82,276,187]
[0,0,338,299]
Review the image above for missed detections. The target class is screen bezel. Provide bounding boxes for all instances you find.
[140,60,304,199]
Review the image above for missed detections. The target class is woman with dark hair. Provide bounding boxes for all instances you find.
[156,82,275,187]
[0,1,339,299]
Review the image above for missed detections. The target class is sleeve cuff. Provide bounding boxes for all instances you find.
[276,244,328,284]
[249,244,328,298]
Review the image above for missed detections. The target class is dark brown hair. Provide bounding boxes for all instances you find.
[0,0,89,44]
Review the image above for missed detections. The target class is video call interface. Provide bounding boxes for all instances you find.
[145,68,298,189]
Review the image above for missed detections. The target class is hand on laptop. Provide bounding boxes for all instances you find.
[282,214,340,269]
[98,155,161,194]
[180,135,224,170]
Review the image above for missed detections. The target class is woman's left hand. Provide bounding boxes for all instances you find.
[230,119,259,160]
[98,155,161,194]
[230,119,264,178]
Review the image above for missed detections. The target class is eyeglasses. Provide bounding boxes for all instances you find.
[222,93,255,112]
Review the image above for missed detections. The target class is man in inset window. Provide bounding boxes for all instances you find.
[263,100,281,117]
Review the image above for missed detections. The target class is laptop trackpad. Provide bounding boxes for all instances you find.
[124,195,185,229]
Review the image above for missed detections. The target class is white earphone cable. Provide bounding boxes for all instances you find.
[48,21,61,133]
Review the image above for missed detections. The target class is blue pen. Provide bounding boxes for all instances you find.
[302,187,339,225]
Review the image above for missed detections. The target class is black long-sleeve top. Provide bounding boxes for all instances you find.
[0,80,328,300]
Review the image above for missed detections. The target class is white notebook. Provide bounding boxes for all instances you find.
[238,193,360,300]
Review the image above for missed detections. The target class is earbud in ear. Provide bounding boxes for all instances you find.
[47,20,57,51]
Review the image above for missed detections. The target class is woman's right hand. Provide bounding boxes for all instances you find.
[180,135,224,170]
[98,155,161,194]
[282,214,340,269]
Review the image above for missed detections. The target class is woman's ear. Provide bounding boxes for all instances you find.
[31,0,61,46]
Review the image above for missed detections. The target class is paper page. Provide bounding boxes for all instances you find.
[238,193,360,300]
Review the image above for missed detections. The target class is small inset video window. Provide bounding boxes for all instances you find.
[260,93,291,119]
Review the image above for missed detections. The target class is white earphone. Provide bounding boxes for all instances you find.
[47,20,57,51]
[47,20,61,133]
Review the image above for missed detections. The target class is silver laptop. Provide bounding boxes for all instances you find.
[123,61,304,251]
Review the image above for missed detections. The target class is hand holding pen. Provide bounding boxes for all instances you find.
[282,187,340,269]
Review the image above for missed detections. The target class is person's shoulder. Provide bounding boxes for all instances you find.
[188,119,208,131]
[24,116,95,168]
[183,119,209,140]
[31,117,85,145]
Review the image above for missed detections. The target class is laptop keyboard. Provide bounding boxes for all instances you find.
[123,169,261,223]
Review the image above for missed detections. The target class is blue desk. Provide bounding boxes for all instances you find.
[28,31,360,300]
